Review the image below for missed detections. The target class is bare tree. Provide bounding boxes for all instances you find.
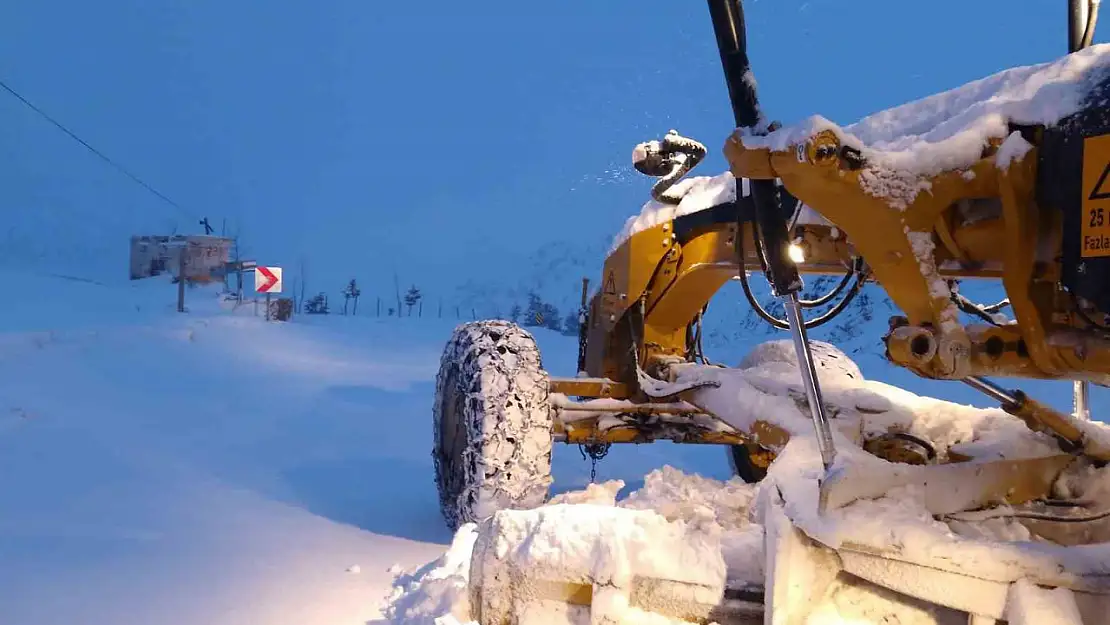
[404,285,423,316]
[393,272,404,318]
[342,279,361,315]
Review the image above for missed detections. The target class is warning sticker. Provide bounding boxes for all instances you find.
[1081,134,1110,258]
[603,270,616,295]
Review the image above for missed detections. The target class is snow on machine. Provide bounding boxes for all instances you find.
[419,1,1110,623]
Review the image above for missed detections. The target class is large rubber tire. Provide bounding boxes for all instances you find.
[727,444,771,484]
[726,339,862,483]
[433,320,554,531]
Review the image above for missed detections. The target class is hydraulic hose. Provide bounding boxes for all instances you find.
[736,228,867,331]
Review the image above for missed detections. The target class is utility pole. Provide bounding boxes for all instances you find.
[177,251,187,313]
[233,235,243,301]
[393,272,403,318]
[220,218,230,292]
[299,258,308,314]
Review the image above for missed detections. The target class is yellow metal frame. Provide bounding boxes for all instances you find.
[724,129,1110,385]
[551,114,1110,482]
[579,193,1034,388]
[574,127,1110,388]
[583,219,859,386]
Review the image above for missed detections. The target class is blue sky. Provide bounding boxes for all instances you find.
[0,0,1086,299]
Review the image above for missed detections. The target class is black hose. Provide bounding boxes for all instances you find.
[777,189,855,309]
[633,131,709,205]
[737,227,868,331]
[688,307,722,367]
[748,203,851,309]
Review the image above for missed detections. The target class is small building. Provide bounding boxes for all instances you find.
[130,235,233,283]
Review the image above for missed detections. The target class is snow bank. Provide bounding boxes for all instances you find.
[620,467,764,589]
[738,44,1110,206]
[384,525,480,625]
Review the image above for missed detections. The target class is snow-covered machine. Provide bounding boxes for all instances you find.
[427,1,1110,623]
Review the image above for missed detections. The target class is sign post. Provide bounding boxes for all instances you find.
[224,259,256,306]
[177,253,186,313]
[255,266,283,321]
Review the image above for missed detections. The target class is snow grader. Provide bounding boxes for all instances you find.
[431,1,1110,623]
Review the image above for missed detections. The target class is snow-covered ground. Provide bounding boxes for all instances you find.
[0,272,445,624]
[0,269,740,624]
[0,267,1105,624]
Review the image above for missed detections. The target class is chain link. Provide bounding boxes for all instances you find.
[579,442,611,483]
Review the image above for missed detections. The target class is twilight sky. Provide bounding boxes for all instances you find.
[0,0,1079,298]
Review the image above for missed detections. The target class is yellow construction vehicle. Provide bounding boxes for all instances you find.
[431,1,1110,622]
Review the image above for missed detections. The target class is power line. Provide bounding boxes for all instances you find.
[0,77,193,219]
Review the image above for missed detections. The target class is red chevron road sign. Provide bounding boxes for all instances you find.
[255,266,282,294]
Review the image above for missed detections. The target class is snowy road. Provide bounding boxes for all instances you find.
[0,300,451,623]
[0,275,732,624]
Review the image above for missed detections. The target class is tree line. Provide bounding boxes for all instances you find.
[298,280,427,317]
[293,281,581,336]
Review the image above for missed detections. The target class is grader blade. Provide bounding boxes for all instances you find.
[818,453,1078,514]
[466,505,764,625]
